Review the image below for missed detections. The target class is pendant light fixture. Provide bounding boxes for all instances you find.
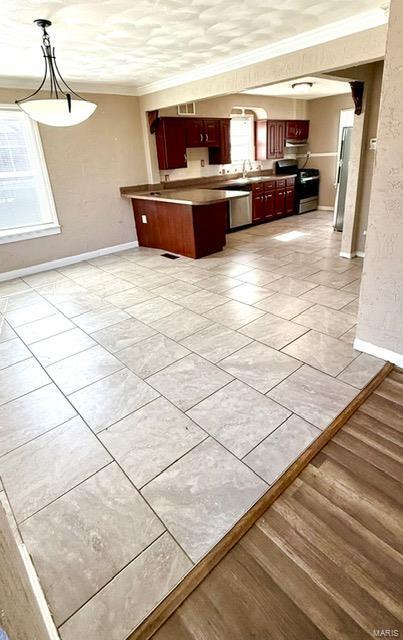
[16,19,96,127]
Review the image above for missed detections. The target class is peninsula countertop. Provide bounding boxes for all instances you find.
[122,188,250,206]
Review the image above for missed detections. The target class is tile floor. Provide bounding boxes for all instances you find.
[0,210,385,640]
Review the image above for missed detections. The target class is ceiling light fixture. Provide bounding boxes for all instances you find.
[16,19,96,127]
[291,82,313,93]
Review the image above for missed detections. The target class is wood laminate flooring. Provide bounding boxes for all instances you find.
[153,369,403,640]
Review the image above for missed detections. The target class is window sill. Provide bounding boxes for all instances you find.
[0,224,61,245]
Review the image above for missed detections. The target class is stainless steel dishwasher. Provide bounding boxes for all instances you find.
[229,192,252,229]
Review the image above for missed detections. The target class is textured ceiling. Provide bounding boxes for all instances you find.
[243,76,351,100]
[0,0,385,92]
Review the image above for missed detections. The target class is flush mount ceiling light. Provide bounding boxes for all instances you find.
[16,19,96,127]
[291,82,314,93]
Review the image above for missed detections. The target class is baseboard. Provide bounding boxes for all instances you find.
[354,338,403,367]
[317,206,334,211]
[339,250,366,259]
[0,241,139,283]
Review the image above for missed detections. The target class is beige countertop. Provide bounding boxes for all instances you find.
[123,188,250,205]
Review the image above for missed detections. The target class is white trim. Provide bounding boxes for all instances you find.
[136,9,387,95]
[0,240,139,282]
[0,223,60,245]
[317,206,334,211]
[354,337,403,368]
[19,543,59,640]
[307,152,338,157]
[0,104,59,238]
[339,250,365,259]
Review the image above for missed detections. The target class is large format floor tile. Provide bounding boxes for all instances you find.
[29,327,96,366]
[146,354,233,411]
[0,416,111,522]
[240,313,309,350]
[20,464,164,625]
[15,313,75,345]
[267,364,358,429]
[127,297,182,323]
[0,358,50,406]
[293,304,356,338]
[99,397,206,488]
[0,320,16,343]
[151,309,212,341]
[254,292,314,320]
[301,285,357,310]
[282,330,358,376]
[59,533,191,640]
[219,341,301,393]
[244,414,320,484]
[117,334,189,378]
[187,380,290,458]
[337,352,385,388]
[73,306,130,333]
[0,384,75,457]
[181,323,251,363]
[91,318,156,353]
[142,438,267,562]
[203,299,265,329]
[179,290,228,314]
[46,345,124,394]
[5,300,56,327]
[0,337,31,369]
[68,368,159,433]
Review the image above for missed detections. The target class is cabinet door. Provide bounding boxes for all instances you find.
[264,191,274,218]
[255,120,267,160]
[204,119,220,146]
[156,118,187,170]
[208,119,231,164]
[252,194,264,221]
[267,121,277,158]
[285,187,295,214]
[285,120,298,139]
[275,121,285,158]
[274,189,285,215]
[297,120,310,140]
[186,118,205,146]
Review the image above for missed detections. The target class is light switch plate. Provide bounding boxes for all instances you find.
[141,214,147,223]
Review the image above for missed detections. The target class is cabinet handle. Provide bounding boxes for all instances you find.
[200,133,203,142]
[205,133,208,141]
[184,154,187,162]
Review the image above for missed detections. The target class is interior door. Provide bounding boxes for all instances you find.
[333,126,353,231]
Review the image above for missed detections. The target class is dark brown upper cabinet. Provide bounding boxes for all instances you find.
[285,119,310,142]
[155,117,187,170]
[208,119,231,165]
[256,120,285,159]
[186,118,220,147]
[155,116,231,170]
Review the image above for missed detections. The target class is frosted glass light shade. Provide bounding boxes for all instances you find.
[292,83,313,94]
[18,99,97,127]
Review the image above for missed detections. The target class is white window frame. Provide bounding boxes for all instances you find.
[0,104,60,245]
[230,114,254,163]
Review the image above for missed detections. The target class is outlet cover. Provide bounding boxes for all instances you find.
[141,214,147,223]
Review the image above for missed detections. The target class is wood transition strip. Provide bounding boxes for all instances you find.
[129,362,394,640]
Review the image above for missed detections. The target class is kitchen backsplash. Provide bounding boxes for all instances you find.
[159,147,298,183]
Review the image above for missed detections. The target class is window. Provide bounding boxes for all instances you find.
[230,116,254,163]
[0,105,59,244]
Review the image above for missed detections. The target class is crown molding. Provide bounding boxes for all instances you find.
[0,76,140,96]
[136,8,388,96]
[0,6,388,99]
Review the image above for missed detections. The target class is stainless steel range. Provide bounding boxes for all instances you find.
[275,159,320,214]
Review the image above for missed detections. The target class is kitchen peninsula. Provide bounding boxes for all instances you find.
[123,188,248,258]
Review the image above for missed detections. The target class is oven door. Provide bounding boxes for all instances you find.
[298,175,320,199]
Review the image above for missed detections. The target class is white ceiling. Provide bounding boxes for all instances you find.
[243,76,351,100]
[0,0,387,95]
